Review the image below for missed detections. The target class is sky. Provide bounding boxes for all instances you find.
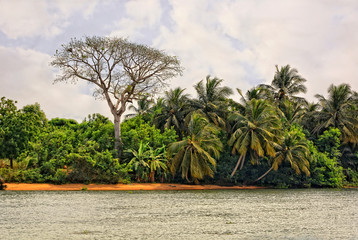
[1,0,358,122]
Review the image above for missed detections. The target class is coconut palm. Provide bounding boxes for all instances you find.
[147,145,168,182]
[192,75,233,130]
[314,83,358,144]
[255,128,311,182]
[154,87,192,138]
[234,87,272,114]
[260,65,307,103]
[125,95,153,119]
[229,99,282,176]
[237,86,272,104]
[127,141,150,182]
[168,112,223,183]
[300,101,321,132]
[278,99,306,127]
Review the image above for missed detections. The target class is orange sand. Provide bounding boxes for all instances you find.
[4,183,265,191]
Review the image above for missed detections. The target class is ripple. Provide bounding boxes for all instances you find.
[1,189,358,239]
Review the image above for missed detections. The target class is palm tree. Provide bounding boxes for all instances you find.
[127,142,169,182]
[314,84,358,144]
[237,86,272,104]
[300,101,321,132]
[127,141,150,182]
[229,99,282,176]
[278,99,305,127]
[154,87,192,138]
[147,145,168,182]
[233,87,271,114]
[125,95,153,119]
[255,128,311,182]
[168,112,223,183]
[192,75,233,130]
[260,65,307,103]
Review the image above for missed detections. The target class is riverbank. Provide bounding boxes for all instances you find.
[3,183,266,191]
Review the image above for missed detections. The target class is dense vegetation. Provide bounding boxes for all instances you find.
[1,65,358,188]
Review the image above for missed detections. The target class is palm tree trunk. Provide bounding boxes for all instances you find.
[150,171,155,183]
[254,166,274,182]
[185,172,191,183]
[239,153,246,170]
[231,154,243,177]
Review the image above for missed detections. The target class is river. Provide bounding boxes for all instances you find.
[1,189,357,239]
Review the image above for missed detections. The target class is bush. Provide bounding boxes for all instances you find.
[344,168,358,186]
[67,141,131,183]
[309,152,345,188]
[50,169,68,184]
[0,168,44,183]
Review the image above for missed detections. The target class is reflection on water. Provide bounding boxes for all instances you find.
[1,189,358,239]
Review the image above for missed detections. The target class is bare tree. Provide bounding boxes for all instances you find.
[51,36,183,159]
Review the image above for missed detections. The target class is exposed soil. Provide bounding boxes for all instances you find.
[4,183,266,191]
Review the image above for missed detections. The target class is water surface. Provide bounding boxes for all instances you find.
[1,189,357,239]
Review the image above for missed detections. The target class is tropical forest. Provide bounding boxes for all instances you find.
[1,37,358,189]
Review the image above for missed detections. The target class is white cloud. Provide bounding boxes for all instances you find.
[152,0,358,100]
[152,0,257,97]
[53,0,97,19]
[213,0,358,99]
[0,0,98,39]
[0,46,112,122]
[109,0,162,40]
[1,0,358,122]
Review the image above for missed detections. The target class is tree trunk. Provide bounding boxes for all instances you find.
[10,159,13,169]
[254,166,274,182]
[239,153,246,170]
[150,171,155,183]
[231,154,243,177]
[113,114,122,160]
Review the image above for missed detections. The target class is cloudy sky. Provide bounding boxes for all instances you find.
[1,0,357,122]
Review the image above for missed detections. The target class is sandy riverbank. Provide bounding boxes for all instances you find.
[3,183,265,191]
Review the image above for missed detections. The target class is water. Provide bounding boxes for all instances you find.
[1,189,357,239]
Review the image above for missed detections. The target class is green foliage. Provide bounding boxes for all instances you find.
[30,127,76,169]
[168,112,223,183]
[192,76,233,130]
[49,118,78,128]
[153,87,192,138]
[309,152,345,187]
[271,124,311,175]
[344,168,358,186]
[77,114,115,152]
[0,168,44,183]
[229,99,282,176]
[1,69,358,188]
[121,115,178,155]
[314,84,358,144]
[67,141,130,184]
[315,128,341,159]
[127,141,168,182]
[0,99,47,167]
[340,146,358,171]
[309,141,345,188]
[260,64,307,103]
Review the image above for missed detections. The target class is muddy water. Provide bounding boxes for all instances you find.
[1,189,357,239]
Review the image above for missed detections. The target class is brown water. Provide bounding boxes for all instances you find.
[1,189,357,239]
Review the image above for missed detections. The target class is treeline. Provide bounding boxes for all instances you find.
[1,65,358,187]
